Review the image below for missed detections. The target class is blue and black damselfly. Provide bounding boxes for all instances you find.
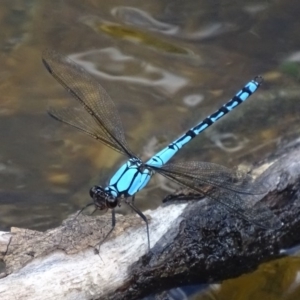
[42,49,282,249]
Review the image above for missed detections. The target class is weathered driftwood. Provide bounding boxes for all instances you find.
[1,139,300,300]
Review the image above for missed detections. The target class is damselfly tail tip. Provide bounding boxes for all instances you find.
[254,75,263,85]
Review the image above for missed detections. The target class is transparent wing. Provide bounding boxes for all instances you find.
[43,49,135,158]
[155,161,282,230]
[155,161,267,194]
[48,106,128,154]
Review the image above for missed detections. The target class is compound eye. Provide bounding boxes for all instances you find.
[89,185,103,198]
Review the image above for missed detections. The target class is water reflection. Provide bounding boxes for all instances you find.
[190,256,300,300]
[69,48,189,95]
[112,6,237,40]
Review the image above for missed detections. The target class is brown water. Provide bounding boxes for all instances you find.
[0,0,300,298]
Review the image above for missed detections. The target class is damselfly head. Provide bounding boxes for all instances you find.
[89,185,117,210]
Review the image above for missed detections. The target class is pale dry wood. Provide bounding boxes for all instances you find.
[0,202,187,300]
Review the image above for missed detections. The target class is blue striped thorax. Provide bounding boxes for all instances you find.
[105,158,153,198]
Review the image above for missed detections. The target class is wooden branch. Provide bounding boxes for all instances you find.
[1,140,300,300]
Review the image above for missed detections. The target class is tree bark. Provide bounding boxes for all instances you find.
[1,140,300,300]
